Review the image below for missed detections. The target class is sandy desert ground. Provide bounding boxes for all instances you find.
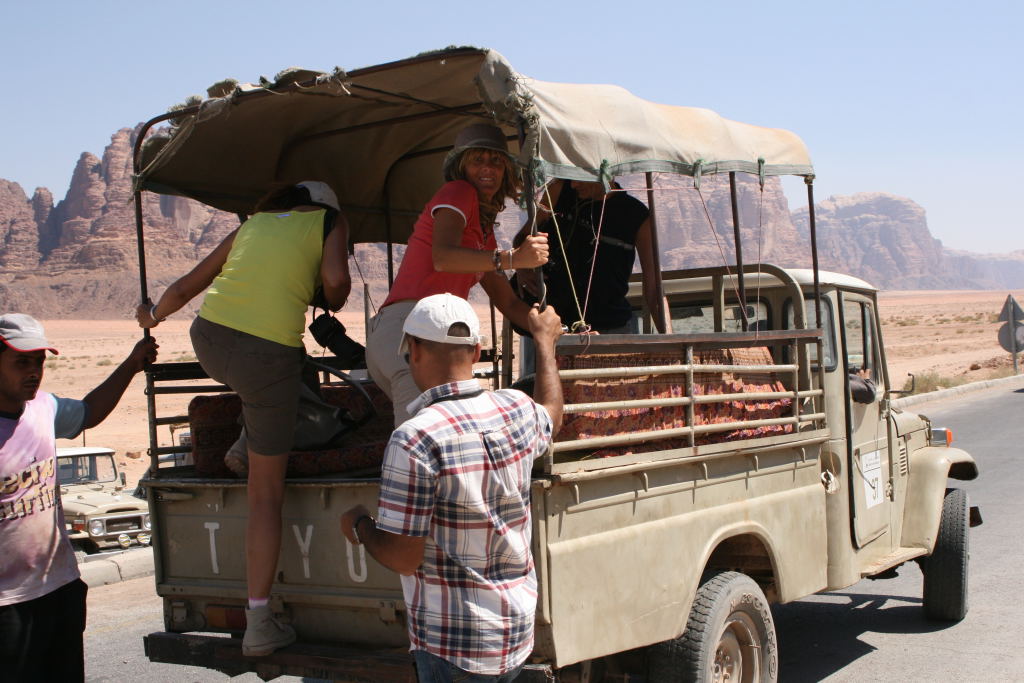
[38,289,1023,487]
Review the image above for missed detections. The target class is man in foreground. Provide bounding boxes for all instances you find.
[0,314,158,682]
[341,293,564,682]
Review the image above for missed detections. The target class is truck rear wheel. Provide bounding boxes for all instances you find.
[922,487,969,621]
[646,571,777,682]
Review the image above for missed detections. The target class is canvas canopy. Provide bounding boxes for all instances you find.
[136,47,813,245]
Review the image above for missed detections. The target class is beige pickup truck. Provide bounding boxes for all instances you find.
[132,48,979,682]
[56,447,152,552]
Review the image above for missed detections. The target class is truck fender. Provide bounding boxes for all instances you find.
[699,521,783,598]
[901,446,976,551]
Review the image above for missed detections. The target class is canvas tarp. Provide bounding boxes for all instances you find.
[136,47,812,245]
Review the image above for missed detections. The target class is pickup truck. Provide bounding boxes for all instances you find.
[132,47,979,682]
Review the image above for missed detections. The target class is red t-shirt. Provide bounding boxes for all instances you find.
[383,181,497,306]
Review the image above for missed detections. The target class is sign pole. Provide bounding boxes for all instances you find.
[1013,318,1019,375]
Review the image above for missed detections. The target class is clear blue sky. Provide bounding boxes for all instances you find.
[1,0,1020,253]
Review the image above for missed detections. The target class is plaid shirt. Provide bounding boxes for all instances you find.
[376,379,552,674]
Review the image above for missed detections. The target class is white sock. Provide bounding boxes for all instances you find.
[248,597,269,609]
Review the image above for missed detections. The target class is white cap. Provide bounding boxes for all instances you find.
[295,180,340,211]
[399,294,481,354]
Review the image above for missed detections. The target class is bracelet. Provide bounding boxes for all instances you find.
[492,248,502,272]
[149,304,165,323]
[353,514,374,545]
[506,249,514,270]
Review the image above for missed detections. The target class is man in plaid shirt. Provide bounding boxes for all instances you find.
[341,293,564,682]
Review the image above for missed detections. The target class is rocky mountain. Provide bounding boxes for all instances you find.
[790,192,1024,290]
[2,127,1022,318]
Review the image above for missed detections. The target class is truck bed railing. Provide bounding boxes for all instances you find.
[544,328,827,475]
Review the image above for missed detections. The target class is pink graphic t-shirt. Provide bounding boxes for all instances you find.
[0,392,85,606]
[383,180,498,306]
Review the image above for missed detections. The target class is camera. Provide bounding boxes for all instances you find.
[308,313,366,369]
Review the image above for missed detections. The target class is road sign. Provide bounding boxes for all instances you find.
[997,322,1024,353]
[997,294,1024,322]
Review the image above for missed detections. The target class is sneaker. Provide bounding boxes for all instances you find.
[224,432,248,478]
[242,605,296,656]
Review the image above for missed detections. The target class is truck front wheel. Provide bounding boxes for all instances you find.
[922,487,969,621]
[646,570,778,682]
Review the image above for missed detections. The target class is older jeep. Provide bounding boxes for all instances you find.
[57,447,152,552]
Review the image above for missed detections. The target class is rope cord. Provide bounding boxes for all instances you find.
[578,190,610,333]
[543,183,590,333]
[351,248,377,316]
[695,184,748,327]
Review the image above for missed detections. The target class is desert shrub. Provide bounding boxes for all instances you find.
[903,371,967,395]
[986,366,1018,380]
[96,359,113,366]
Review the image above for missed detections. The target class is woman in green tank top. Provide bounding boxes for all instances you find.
[136,181,351,656]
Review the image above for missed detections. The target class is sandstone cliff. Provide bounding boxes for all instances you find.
[1,127,1022,319]
[792,192,1024,290]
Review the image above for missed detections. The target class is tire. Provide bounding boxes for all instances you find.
[922,487,969,621]
[646,571,778,682]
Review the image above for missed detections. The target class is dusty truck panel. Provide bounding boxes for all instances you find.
[149,476,408,647]
[536,449,828,666]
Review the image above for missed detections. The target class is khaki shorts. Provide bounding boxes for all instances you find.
[365,301,422,427]
[190,317,304,456]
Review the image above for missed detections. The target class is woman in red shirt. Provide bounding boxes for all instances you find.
[367,124,549,425]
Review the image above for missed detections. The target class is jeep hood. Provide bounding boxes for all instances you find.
[60,489,143,515]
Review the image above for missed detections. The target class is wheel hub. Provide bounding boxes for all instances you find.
[713,615,760,682]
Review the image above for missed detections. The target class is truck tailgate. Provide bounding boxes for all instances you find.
[144,475,407,646]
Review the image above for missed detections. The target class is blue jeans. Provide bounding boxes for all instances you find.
[412,650,523,683]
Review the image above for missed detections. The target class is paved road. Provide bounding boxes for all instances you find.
[774,382,1024,682]
[85,575,312,683]
[83,382,1022,681]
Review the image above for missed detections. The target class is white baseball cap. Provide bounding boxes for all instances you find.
[0,313,59,354]
[295,180,340,211]
[399,294,481,354]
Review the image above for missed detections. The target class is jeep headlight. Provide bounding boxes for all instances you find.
[929,427,953,446]
[143,514,151,530]
[88,520,105,536]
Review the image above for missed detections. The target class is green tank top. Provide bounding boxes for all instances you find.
[199,209,325,347]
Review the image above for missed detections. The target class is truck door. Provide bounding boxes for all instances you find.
[839,293,890,547]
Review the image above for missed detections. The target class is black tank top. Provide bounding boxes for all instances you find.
[540,183,649,331]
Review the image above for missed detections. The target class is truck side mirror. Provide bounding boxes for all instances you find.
[120,471,127,487]
[889,372,915,396]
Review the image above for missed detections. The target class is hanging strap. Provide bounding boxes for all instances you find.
[695,183,749,329]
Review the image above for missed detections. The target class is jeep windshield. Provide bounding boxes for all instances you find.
[57,453,117,485]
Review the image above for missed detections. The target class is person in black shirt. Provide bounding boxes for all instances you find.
[515,179,667,335]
